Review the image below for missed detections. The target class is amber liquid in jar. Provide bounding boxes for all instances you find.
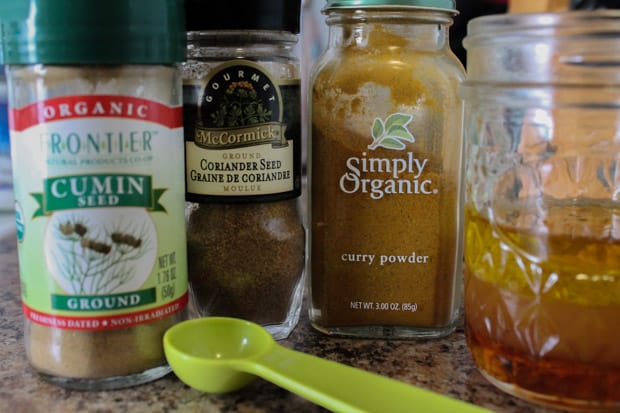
[464,203,620,409]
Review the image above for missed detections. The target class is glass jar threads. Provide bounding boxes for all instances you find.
[461,11,620,410]
[308,0,465,338]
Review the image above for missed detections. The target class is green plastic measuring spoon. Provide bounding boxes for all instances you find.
[163,317,490,413]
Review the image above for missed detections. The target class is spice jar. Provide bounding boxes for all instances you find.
[0,65,11,211]
[309,0,465,338]
[461,11,620,410]
[183,0,305,340]
[1,0,188,389]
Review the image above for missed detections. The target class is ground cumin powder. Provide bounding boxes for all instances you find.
[28,316,180,379]
[309,10,464,338]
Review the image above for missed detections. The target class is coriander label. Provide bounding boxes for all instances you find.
[184,60,302,203]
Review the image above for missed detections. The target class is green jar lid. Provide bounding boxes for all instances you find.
[324,0,456,11]
[0,0,186,64]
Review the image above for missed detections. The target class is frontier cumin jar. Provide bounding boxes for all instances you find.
[309,0,465,338]
[1,0,188,389]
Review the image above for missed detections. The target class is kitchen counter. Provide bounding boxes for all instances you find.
[0,225,568,413]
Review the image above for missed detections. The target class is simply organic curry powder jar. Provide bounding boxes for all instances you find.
[308,0,465,338]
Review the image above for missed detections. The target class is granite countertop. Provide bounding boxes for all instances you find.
[0,226,569,413]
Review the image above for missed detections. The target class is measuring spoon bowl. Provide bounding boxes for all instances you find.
[163,317,490,413]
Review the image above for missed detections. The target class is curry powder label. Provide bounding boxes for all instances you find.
[338,113,439,199]
[311,109,451,327]
[184,60,302,202]
[11,95,188,331]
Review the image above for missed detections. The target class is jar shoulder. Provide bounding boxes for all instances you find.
[311,50,464,97]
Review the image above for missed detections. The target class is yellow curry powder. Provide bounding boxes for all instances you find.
[309,13,465,338]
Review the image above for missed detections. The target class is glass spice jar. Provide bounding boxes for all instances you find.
[182,0,305,340]
[308,0,465,338]
[0,64,12,211]
[461,11,620,410]
[0,0,188,390]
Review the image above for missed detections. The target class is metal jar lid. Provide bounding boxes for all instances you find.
[323,0,457,12]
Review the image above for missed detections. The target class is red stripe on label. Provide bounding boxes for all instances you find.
[10,95,183,131]
[22,293,188,331]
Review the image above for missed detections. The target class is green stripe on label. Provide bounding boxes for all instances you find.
[51,288,157,311]
[31,174,168,215]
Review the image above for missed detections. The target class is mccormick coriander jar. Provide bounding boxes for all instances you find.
[183,0,305,340]
[0,0,188,389]
[309,0,465,338]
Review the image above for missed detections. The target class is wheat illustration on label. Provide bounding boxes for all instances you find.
[48,212,155,295]
[368,113,414,151]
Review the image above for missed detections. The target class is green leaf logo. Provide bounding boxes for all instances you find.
[368,113,414,151]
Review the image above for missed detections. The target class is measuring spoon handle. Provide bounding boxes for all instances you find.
[243,344,490,413]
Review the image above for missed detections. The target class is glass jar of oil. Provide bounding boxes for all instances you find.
[461,11,620,411]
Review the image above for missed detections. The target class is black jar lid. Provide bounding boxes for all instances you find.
[185,0,301,34]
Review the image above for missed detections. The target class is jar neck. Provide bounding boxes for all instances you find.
[186,30,298,60]
[325,9,453,52]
